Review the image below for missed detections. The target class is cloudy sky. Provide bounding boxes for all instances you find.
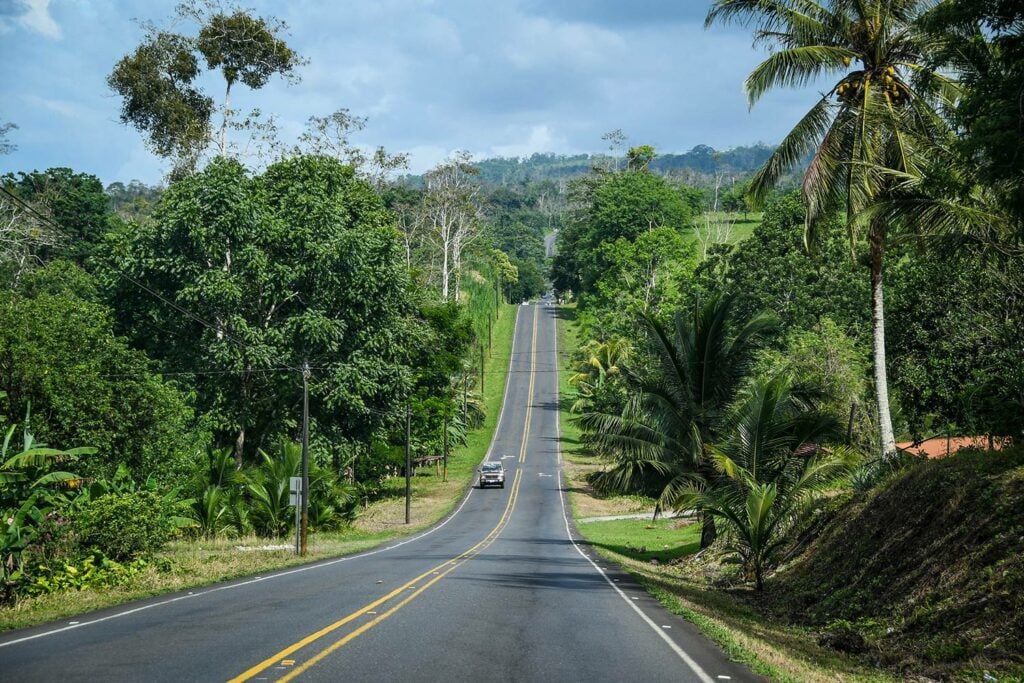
[0,0,824,184]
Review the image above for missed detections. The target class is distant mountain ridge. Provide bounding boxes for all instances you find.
[467,143,777,185]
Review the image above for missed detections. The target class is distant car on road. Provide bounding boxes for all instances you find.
[478,461,506,489]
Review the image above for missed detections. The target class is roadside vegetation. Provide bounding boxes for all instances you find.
[0,2,542,629]
[1,0,1022,678]
[555,2,1024,680]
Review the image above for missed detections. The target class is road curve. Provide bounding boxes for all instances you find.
[0,304,758,682]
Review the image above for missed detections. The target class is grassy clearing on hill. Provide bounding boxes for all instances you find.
[0,304,518,633]
[686,212,763,251]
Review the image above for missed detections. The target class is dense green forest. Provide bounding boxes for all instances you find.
[0,2,1022,674]
[465,143,781,185]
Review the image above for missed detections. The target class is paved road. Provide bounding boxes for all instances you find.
[0,303,757,683]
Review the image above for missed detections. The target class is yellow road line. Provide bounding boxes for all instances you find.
[230,469,524,682]
[519,305,539,464]
[278,471,524,682]
[230,305,540,683]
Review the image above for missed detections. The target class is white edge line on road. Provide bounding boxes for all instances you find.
[550,306,716,683]
[0,305,526,650]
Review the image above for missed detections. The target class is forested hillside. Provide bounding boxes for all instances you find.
[468,143,781,186]
[1,0,1022,678]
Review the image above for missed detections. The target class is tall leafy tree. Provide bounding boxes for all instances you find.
[925,0,1024,225]
[2,168,110,265]
[102,156,416,465]
[695,192,868,338]
[190,5,302,155]
[108,2,302,176]
[0,262,200,483]
[108,31,214,175]
[707,0,956,457]
[553,155,693,297]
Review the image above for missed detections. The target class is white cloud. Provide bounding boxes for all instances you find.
[490,124,568,159]
[22,94,91,119]
[503,16,624,70]
[17,0,62,40]
[403,144,455,174]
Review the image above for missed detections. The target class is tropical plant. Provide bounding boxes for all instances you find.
[244,441,300,538]
[686,375,848,590]
[75,490,175,561]
[578,294,778,547]
[189,448,240,539]
[191,485,232,539]
[568,338,632,413]
[707,0,958,458]
[0,397,94,594]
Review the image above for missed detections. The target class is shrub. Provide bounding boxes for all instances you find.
[24,550,148,596]
[75,491,173,560]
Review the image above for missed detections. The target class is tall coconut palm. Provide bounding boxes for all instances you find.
[707,0,958,458]
[578,294,777,547]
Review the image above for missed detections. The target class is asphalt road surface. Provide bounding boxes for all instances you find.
[0,303,758,683]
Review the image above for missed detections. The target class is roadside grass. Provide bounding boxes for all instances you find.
[1,530,392,632]
[354,302,517,533]
[576,518,699,564]
[555,304,656,519]
[571,520,897,683]
[554,302,894,683]
[1,303,518,633]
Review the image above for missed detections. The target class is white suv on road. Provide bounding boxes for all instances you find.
[478,462,506,489]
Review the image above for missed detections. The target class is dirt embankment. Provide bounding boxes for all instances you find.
[767,448,1024,679]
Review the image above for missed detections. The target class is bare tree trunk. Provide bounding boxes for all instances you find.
[219,81,232,157]
[870,229,897,459]
[441,240,450,301]
[700,513,717,549]
[234,427,245,468]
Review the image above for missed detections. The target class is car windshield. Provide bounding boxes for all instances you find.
[481,463,502,472]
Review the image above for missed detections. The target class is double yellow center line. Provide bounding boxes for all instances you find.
[519,305,539,464]
[229,305,540,682]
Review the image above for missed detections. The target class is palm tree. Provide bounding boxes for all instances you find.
[706,0,957,458]
[578,294,777,547]
[568,337,631,413]
[688,374,849,590]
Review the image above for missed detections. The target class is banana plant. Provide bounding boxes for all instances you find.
[0,395,95,592]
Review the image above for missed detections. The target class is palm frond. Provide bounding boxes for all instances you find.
[746,46,857,106]
[749,96,836,208]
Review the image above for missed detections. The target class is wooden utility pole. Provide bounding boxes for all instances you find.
[300,362,310,555]
[405,401,412,524]
[442,413,449,482]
